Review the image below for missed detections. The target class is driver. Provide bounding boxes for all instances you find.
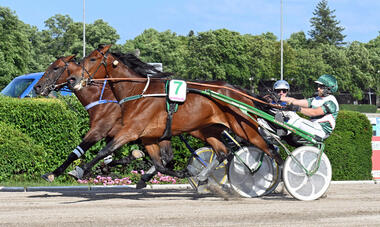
[280,74,339,140]
[272,79,290,106]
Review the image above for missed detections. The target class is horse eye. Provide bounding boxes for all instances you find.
[90,58,96,62]
[53,67,59,71]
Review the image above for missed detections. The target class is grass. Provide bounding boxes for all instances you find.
[0,179,82,187]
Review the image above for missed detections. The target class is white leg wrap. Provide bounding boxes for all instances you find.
[73,146,85,158]
[103,155,113,165]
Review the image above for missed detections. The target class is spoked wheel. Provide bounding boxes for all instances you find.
[187,147,228,192]
[228,146,280,198]
[283,146,332,201]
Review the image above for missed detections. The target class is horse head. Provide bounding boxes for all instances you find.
[65,44,113,90]
[34,55,76,96]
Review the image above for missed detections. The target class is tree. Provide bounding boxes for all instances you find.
[288,31,309,49]
[123,28,187,75]
[0,7,33,89]
[308,0,346,46]
[185,29,253,87]
[39,15,121,59]
[366,34,380,105]
[345,42,376,100]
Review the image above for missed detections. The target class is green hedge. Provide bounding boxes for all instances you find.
[0,121,48,181]
[325,110,373,180]
[340,104,377,113]
[0,96,83,181]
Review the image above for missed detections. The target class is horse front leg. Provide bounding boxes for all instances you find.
[41,132,101,182]
[68,132,134,180]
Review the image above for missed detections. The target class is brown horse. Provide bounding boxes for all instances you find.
[33,55,226,187]
[67,45,281,183]
[34,56,147,182]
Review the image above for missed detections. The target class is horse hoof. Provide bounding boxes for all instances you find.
[197,183,210,194]
[136,180,147,189]
[132,149,145,159]
[41,173,55,182]
[68,166,84,180]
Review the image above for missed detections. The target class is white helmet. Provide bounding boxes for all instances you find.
[273,80,290,90]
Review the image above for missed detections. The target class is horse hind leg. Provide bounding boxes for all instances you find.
[147,143,190,178]
[106,148,145,167]
[189,126,229,183]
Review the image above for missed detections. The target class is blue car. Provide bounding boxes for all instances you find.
[1,72,71,98]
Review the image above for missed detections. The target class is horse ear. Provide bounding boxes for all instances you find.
[100,44,112,54]
[64,55,76,62]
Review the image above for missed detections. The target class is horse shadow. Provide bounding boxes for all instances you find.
[27,187,226,204]
[27,187,294,204]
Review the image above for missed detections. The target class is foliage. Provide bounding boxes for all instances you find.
[1,5,380,101]
[0,121,48,181]
[0,96,82,177]
[122,29,188,75]
[339,104,378,113]
[0,7,33,88]
[325,110,373,180]
[308,0,346,46]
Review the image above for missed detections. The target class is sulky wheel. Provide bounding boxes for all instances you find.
[187,147,228,192]
[228,146,280,198]
[283,146,332,201]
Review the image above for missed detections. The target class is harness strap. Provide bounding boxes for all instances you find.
[159,80,179,141]
[141,76,151,95]
[119,94,167,105]
[85,79,118,110]
[85,100,118,110]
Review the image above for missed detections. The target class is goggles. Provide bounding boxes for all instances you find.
[275,89,288,93]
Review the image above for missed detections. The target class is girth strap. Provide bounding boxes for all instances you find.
[159,102,178,141]
[159,81,179,141]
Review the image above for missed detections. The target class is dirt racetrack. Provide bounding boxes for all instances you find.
[0,182,379,226]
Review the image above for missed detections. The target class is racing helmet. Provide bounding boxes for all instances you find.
[315,74,338,95]
[273,80,290,91]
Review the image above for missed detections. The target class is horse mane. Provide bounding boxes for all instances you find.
[111,52,173,78]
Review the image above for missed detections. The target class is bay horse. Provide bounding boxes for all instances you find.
[67,44,282,183]
[33,55,227,187]
[34,56,149,182]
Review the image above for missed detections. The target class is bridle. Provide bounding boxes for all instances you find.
[79,49,111,85]
[47,58,71,92]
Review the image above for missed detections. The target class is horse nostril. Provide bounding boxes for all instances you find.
[67,77,76,83]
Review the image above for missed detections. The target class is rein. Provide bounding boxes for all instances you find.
[90,77,280,108]
[51,60,71,91]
